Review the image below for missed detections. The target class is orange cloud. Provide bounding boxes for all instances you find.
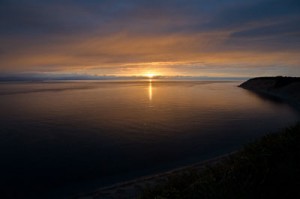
[1,0,300,77]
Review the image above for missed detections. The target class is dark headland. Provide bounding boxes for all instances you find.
[239,76,300,108]
[75,77,300,199]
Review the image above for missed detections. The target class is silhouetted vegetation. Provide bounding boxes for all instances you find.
[139,123,300,199]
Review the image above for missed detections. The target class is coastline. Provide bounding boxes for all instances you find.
[73,77,300,199]
[73,152,236,199]
[239,76,300,110]
[139,122,300,199]
[74,123,300,199]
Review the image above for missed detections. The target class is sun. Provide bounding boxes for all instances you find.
[146,73,155,78]
[142,71,160,79]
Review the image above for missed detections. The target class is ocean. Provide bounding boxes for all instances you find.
[0,80,299,198]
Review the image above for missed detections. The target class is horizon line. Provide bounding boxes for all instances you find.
[0,74,251,82]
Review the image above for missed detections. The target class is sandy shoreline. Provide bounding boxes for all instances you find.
[73,152,236,199]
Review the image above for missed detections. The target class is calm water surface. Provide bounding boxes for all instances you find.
[0,80,299,198]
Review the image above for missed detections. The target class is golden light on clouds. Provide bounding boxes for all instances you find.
[0,0,300,78]
[0,28,299,77]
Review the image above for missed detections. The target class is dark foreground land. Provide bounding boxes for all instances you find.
[140,122,300,199]
[77,124,300,199]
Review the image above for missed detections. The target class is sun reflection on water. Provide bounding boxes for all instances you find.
[148,79,152,101]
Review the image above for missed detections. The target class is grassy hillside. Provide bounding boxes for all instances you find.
[139,123,300,199]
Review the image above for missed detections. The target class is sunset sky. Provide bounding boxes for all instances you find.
[0,0,299,78]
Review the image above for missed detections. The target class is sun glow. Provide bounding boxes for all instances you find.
[145,73,155,78]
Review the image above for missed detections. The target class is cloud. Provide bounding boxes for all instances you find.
[205,0,300,30]
[230,20,300,38]
[0,0,299,76]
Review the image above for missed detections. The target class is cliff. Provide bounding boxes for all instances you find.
[239,76,300,107]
